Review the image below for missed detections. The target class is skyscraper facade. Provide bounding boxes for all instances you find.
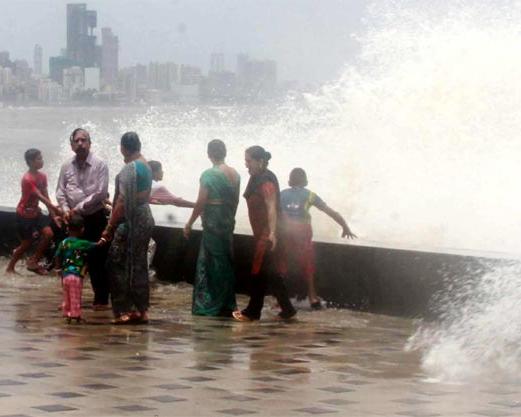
[66,3,98,68]
[101,27,118,88]
[210,53,225,73]
[33,44,43,75]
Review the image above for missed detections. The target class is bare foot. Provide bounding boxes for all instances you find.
[26,263,48,276]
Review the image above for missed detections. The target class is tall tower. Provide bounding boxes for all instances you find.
[33,44,43,75]
[66,3,98,68]
[101,27,119,88]
[210,53,225,73]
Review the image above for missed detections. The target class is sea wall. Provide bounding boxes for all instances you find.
[0,207,509,318]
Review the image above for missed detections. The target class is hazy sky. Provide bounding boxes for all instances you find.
[0,0,366,84]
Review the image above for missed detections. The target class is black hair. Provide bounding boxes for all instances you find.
[24,148,41,166]
[289,167,308,187]
[207,139,226,160]
[68,214,85,231]
[246,145,271,166]
[148,160,162,173]
[120,131,141,153]
[69,128,90,144]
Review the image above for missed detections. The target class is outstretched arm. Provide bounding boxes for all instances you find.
[170,197,196,208]
[183,184,208,238]
[35,187,62,217]
[318,205,357,239]
[150,187,195,208]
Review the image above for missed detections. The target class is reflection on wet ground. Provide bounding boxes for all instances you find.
[0,259,519,416]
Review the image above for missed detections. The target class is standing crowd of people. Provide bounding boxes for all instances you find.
[6,128,356,324]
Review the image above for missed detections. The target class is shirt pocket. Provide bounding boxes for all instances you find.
[64,170,79,189]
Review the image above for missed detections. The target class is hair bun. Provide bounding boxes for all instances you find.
[264,151,272,161]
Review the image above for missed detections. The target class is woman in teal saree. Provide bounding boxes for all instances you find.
[184,139,240,317]
[103,132,154,324]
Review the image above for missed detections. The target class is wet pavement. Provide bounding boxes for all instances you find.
[0,258,520,417]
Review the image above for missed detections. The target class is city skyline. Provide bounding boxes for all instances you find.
[0,3,288,105]
[0,0,365,84]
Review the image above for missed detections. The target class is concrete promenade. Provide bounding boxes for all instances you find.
[0,259,519,417]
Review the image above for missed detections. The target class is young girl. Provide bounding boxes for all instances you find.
[6,148,61,275]
[55,214,103,323]
[279,168,356,309]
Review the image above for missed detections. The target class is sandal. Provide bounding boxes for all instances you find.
[232,310,255,322]
[112,314,132,325]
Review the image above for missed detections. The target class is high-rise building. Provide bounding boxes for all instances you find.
[63,66,84,97]
[236,53,249,79]
[13,60,31,82]
[118,66,138,102]
[49,56,74,84]
[179,65,202,85]
[210,53,225,73]
[236,54,277,99]
[101,27,118,89]
[148,62,178,91]
[66,3,98,68]
[0,51,10,67]
[84,67,100,90]
[33,44,43,75]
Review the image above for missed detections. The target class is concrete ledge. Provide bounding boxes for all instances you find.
[151,224,512,318]
[0,208,512,318]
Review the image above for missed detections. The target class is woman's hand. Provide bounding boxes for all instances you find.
[101,224,114,243]
[268,231,277,250]
[183,223,192,239]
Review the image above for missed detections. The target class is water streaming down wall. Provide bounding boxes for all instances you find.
[407,260,521,383]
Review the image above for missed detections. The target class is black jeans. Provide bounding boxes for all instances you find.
[83,209,110,305]
[242,249,295,320]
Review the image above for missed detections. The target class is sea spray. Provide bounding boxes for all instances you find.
[407,260,521,382]
[2,0,521,253]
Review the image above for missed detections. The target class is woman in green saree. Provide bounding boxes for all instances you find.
[184,139,240,317]
[102,132,154,324]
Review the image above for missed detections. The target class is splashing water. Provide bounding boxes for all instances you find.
[367,0,521,383]
[2,1,521,253]
[407,260,521,383]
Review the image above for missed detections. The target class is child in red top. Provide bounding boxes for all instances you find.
[6,148,62,275]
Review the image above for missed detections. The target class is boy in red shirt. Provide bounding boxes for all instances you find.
[6,148,62,275]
